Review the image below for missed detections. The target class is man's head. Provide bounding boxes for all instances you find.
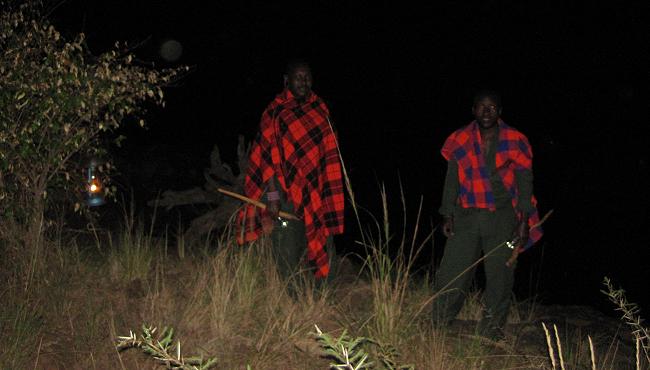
[284,60,313,102]
[472,90,502,129]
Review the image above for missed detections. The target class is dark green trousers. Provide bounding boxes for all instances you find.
[270,199,306,280]
[267,183,336,284]
[433,206,518,335]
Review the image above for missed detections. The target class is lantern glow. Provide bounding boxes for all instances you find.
[86,160,105,206]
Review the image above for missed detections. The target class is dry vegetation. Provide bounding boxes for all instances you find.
[1,202,647,369]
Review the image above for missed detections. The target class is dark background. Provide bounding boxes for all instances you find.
[50,2,648,313]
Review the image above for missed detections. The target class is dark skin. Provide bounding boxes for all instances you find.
[261,65,314,231]
[284,65,313,103]
[442,96,529,266]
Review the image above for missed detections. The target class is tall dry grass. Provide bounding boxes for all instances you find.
[356,185,433,346]
[1,196,645,369]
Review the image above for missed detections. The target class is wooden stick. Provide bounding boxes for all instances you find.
[217,188,299,220]
[531,209,554,229]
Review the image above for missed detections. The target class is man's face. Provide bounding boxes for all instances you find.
[284,65,312,101]
[472,97,501,129]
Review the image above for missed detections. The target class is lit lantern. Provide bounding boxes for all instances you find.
[86,159,105,207]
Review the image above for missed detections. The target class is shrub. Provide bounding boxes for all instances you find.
[0,1,187,249]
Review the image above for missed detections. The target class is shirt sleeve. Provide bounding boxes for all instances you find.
[515,169,534,214]
[439,159,459,216]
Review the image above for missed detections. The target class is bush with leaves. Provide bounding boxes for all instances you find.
[313,325,414,370]
[0,2,187,245]
[117,325,218,370]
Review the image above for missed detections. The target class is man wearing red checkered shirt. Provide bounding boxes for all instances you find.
[239,61,345,283]
[432,91,543,340]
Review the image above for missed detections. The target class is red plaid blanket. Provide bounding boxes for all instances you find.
[441,120,543,249]
[237,89,345,277]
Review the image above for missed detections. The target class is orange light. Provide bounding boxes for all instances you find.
[85,159,106,207]
[89,177,101,193]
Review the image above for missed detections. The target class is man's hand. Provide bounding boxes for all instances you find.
[506,217,529,267]
[506,247,522,268]
[511,218,529,249]
[267,199,280,219]
[261,199,280,234]
[442,215,454,238]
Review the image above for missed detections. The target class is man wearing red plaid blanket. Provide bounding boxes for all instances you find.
[433,90,543,340]
[239,61,345,282]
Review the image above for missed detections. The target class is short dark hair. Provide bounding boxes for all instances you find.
[285,59,311,75]
[473,90,502,108]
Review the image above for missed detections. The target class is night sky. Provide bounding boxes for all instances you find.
[51,2,648,312]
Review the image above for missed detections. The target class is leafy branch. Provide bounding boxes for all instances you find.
[313,325,414,370]
[116,325,217,370]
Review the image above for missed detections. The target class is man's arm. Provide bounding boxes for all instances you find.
[265,178,280,217]
[321,125,345,235]
[506,136,535,266]
[439,160,459,237]
[515,169,534,214]
[511,169,534,249]
[244,111,274,199]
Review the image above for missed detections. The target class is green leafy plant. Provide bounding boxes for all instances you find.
[116,325,217,370]
[313,325,414,370]
[314,325,373,370]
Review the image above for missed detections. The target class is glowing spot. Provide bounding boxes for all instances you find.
[159,39,183,62]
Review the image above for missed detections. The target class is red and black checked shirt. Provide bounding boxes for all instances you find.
[238,89,345,278]
[441,120,543,249]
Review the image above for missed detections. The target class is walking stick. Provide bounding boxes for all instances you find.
[217,188,299,221]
